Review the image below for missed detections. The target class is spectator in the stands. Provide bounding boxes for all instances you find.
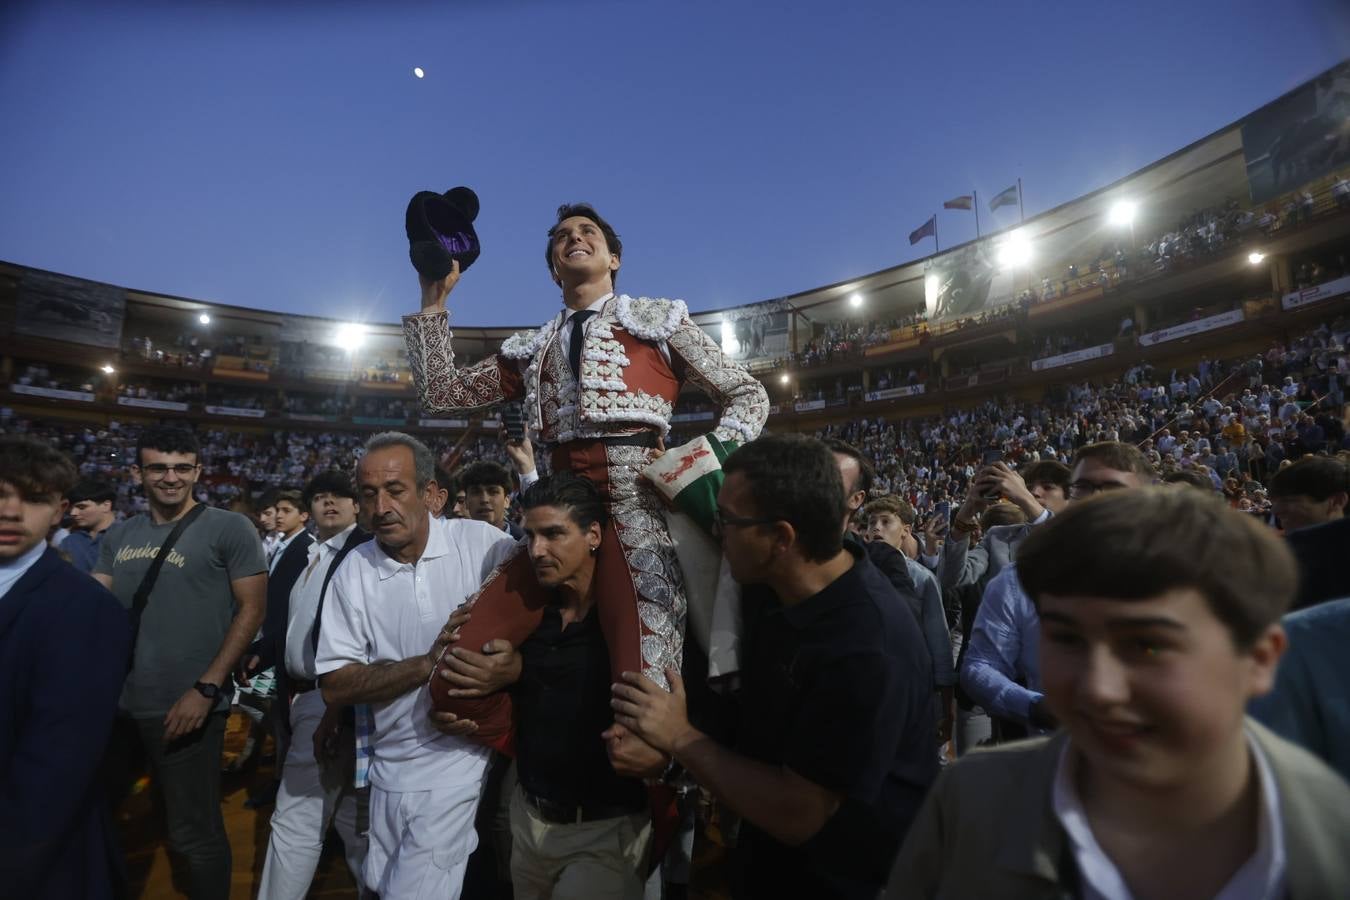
[865,495,920,561]
[460,460,525,540]
[938,460,1070,594]
[428,465,453,519]
[960,443,1154,737]
[1268,456,1348,534]
[864,494,957,750]
[60,479,118,574]
[1250,597,1350,782]
[890,488,1350,899]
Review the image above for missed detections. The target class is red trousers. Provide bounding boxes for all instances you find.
[430,438,683,756]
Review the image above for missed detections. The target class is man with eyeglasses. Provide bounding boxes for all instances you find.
[612,434,937,899]
[960,442,1154,739]
[94,425,267,900]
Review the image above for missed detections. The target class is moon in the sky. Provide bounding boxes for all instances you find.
[413,67,425,79]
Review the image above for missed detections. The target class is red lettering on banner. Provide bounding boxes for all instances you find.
[660,445,712,484]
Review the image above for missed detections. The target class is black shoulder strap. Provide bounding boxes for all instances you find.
[127,503,208,671]
[311,527,373,652]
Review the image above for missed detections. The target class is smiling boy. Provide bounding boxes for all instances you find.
[886,488,1350,900]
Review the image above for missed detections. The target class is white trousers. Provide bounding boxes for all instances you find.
[365,778,483,900]
[257,689,369,899]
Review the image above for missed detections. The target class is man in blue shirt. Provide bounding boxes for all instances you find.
[58,479,117,574]
[1249,596,1350,781]
[961,442,1154,732]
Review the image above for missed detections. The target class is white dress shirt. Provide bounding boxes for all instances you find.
[559,292,672,367]
[263,531,281,563]
[285,522,357,681]
[559,293,611,355]
[1052,730,1285,900]
[315,515,518,792]
[0,540,47,600]
[269,527,305,573]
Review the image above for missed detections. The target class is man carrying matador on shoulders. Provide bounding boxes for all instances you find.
[401,195,769,768]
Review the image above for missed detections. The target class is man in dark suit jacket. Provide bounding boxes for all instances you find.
[249,490,316,706]
[1285,516,1350,610]
[242,488,314,807]
[0,436,130,899]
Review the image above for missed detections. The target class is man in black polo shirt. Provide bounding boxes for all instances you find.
[432,472,655,899]
[613,434,938,899]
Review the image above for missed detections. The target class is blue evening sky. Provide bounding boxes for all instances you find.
[1,0,1346,327]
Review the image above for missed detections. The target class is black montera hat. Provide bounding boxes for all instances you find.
[405,186,481,280]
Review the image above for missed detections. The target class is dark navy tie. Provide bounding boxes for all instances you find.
[568,309,596,379]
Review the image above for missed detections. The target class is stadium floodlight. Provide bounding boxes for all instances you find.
[779,373,790,385]
[1108,200,1137,227]
[335,322,367,351]
[101,364,115,374]
[924,274,940,315]
[1248,251,1266,265]
[720,319,738,355]
[198,312,211,325]
[996,229,1033,269]
[849,292,864,309]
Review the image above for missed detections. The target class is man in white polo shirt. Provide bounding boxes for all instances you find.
[317,432,517,899]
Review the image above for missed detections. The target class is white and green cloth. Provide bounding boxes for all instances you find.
[644,433,743,680]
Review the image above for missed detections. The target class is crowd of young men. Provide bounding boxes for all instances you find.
[1,197,1347,899]
[3,413,1348,899]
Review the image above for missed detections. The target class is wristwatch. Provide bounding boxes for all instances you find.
[951,514,979,533]
[193,681,221,700]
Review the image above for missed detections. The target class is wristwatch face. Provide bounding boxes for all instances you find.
[195,681,219,699]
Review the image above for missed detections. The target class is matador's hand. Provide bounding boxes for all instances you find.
[419,260,461,314]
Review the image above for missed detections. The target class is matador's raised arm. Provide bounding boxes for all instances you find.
[402,309,524,414]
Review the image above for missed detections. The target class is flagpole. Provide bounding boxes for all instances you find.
[1017,178,1024,224]
[974,190,981,239]
[933,215,939,253]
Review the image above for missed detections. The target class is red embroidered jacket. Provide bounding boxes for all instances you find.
[403,294,768,445]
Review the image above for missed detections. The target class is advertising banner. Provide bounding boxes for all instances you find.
[117,397,190,412]
[864,384,927,402]
[1030,343,1115,371]
[204,405,267,418]
[1138,310,1244,346]
[1282,274,1350,310]
[11,384,95,402]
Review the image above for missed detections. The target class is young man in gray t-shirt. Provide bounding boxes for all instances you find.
[94,426,266,900]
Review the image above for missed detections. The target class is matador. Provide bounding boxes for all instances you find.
[402,202,768,755]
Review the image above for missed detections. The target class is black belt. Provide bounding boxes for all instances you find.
[522,790,646,825]
[291,678,317,694]
[555,432,659,450]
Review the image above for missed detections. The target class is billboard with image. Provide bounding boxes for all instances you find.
[698,297,791,363]
[15,270,125,348]
[1242,61,1350,205]
[924,241,1019,322]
